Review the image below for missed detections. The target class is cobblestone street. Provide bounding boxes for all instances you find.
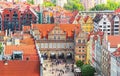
[43,60,74,76]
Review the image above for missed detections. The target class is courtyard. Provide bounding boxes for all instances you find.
[43,59,74,76]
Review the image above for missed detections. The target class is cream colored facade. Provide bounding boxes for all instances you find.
[75,31,88,63]
[31,25,74,59]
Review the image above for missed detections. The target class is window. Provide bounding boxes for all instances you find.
[54,31,56,34]
[58,36,60,40]
[82,46,84,48]
[103,22,106,24]
[78,40,81,43]
[54,36,56,40]
[82,40,85,43]
[79,50,81,52]
[82,50,84,52]
[115,29,119,31]
[108,33,110,35]
[108,25,110,27]
[115,25,119,27]
[79,47,81,48]
[79,56,81,58]
[114,21,119,24]
[6,14,9,17]
[82,55,85,58]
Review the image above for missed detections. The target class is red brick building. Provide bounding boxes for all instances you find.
[0,2,38,31]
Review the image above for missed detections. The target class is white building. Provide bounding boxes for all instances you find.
[93,14,112,35]
[112,15,120,35]
[111,47,120,76]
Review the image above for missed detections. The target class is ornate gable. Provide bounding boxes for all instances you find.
[48,24,66,40]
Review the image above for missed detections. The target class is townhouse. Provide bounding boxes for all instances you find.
[111,14,120,35]
[0,2,38,31]
[0,31,42,76]
[30,24,88,63]
[74,30,88,63]
[87,30,104,76]
[111,47,120,76]
[93,14,112,35]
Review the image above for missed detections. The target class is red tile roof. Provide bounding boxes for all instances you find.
[1,44,40,76]
[31,24,80,38]
[87,31,104,44]
[5,45,37,55]
[115,8,120,14]
[0,31,5,36]
[20,37,35,45]
[0,60,40,76]
[112,47,120,57]
[69,10,79,23]
[84,16,89,23]
[23,26,31,32]
[108,35,120,48]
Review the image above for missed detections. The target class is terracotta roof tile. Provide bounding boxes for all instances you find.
[32,24,80,38]
[108,35,120,48]
[23,26,31,32]
[112,47,120,57]
[0,60,40,76]
[0,31,5,36]
[5,45,37,55]
[1,44,40,76]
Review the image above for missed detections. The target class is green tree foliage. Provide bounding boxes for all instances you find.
[0,43,3,54]
[64,0,84,11]
[81,64,96,76]
[76,60,84,67]
[91,0,120,11]
[27,0,34,4]
[43,1,55,7]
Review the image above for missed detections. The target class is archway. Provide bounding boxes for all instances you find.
[58,52,64,59]
[50,53,56,59]
[41,53,48,60]
[66,52,72,59]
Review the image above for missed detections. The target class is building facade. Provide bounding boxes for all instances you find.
[93,14,112,35]
[0,5,38,31]
[74,31,87,63]
[31,24,82,60]
[112,15,120,35]
[111,47,120,76]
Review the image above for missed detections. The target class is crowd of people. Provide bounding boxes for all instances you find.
[43,59,74,76]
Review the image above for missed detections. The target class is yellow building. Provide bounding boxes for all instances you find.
[82,16,94,33]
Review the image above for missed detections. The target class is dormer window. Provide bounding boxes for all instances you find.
[103,22,106,24]
[12,51,23,60]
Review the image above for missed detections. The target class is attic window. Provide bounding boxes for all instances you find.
[103,22,106,24]
[12,51,23,60]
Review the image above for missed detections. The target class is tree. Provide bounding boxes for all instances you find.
[76,60,84,67]
[64,0,84,11]
[90,0,120,11]
[81,64,96,76]
[43,1,55,7]
[0,43,3,54]
[27,0,34,4]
